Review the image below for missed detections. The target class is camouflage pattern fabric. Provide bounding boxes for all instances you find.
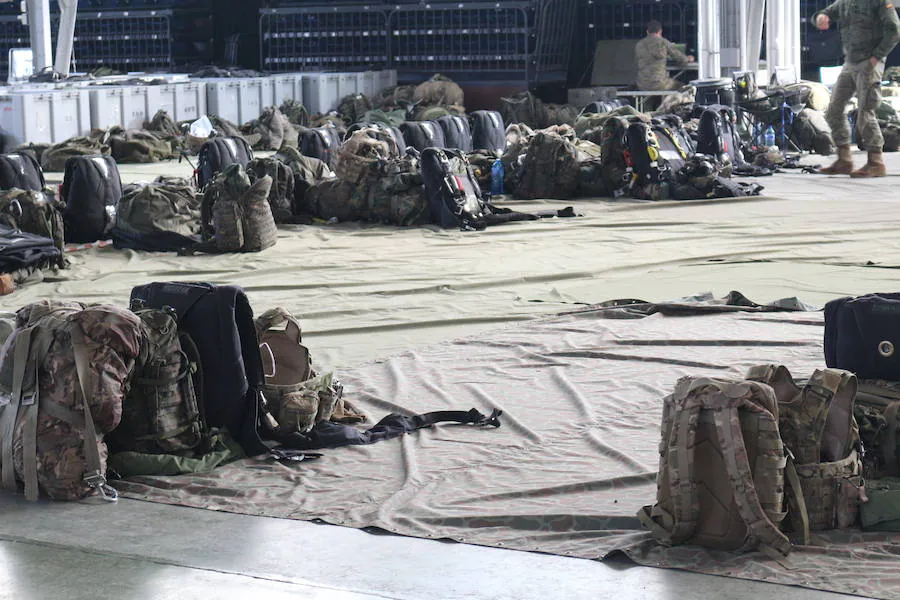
[201,164,278,253]
[108,128,176,164]
[334,129,397,185]
[413,74,464,108]
[746,365,865,532]
[412,105,452,122]
[600,117,632,195]
[365,156,430,226]
[208,116,260,149]
[306,178,365,222]
[790,108,835,155]
[0,188,67,265]
[513,131,580,200]
[544,104,580,127]
[338,93,373,125]
[853,379,900,479]
[279,99,310,127]
[359,109,406,128]
[0,300,143,501]
[247,157,296,223]
[816,0,900,65]
[240,107,298,151]
[826,58,889,151]
[634,35,691,91]
[145,110,181,139]
[653,87,696,117]
[274,146,335,215]
[39,137,109,172]
[106,309,206,455]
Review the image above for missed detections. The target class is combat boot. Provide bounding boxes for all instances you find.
[817,145,854,175]
[850,150,887,178]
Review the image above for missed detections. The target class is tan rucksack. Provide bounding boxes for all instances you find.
[746,365,866,531]
[639,376,803,558]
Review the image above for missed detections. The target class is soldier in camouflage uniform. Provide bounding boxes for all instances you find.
[816,0,900,178]
[634,20,694,92]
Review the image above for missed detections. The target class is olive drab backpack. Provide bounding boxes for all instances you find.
[247,157,296,224]
[639,375,804,559]
[105,308,208,456]
[0,300,143,501]
[255,308,365,436]
[60,154,123,243]
[745,365,866,532]
[196,136,254,190]
[200,163,278,253]
[0,188,67,264]
[515,130,580,200]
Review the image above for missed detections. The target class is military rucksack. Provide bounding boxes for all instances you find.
[106,309,208,456]
[306,178,365,222]
[338,93,373,125]
[255,308,365,436]
[240,107,298,151]
[514,130,579,200]
[0,151,45,191]
[110,177,200,252]
[108,129,176,164]
[365,156,429,226]
[420,147,487,229]
[334,129,398,186]
[599,116,632,195]
[197,136,253,190]
[639,375,798,558]
[347,122,406,156]
[852,380,900,480]
[200,163,278,253]
[0,188,66,264]
[279,99,310,127]
[274,146,335,216]
[60,154,123,243]
[624,122,678,201]
[500,91,548,129]
[746,365,865,532]
[0,300,143,501]
[470,110,506,153]
[247,157,296,223]
[299,126,343,168]
[40,137,110,173]
[436,115,473,152]
[400,121,446,152]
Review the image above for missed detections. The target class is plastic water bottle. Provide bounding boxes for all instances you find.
[491,158,505,195]
[764,125,776,148]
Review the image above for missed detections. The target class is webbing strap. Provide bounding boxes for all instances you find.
[667,405,700,543]
[784,456,810,546]
[0,327,32,493]
[69,326,117,503]
[21,366,39,501]
[712,406,792,558]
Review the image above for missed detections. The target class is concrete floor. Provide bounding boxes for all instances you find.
[0,149,891,600]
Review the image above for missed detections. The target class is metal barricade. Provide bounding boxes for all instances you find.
[69,10,173,71]
[260,5,389,72]
[532,0,578,85]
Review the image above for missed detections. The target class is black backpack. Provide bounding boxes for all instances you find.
[419,147,487,229]
[650,121,690,174]
[470,110,506,153]
[400,121,446,152]
[60,155,122,244]
[625,122,672,200]
[130,282,270,456]
[696,106,744,168]
[654,115,695,156]
[197,137,253,190]
[299,127,343,168]
[437,115,473,152]
[0,223,61,273]
[0,152,45,192]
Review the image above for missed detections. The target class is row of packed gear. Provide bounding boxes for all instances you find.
[0,282,504,502]
[639,291,900,557]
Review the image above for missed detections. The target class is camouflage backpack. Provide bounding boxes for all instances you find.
[0,188,67,265]
[365,156,429,226]
[279,99,310,127]
[200,164,278,253]
[247,157,296,223]
[255,308,365,435]
[0,300,143,501]
[338,93,373,125]
[639,375,798,558]
[599,116,632,194]
[106,309,208,456]
[306,178,366,222]
[240,107,298,151]
[514,130,580,200]
[274,146,335,215]
[334,129,398,186]
[746,365,865,532]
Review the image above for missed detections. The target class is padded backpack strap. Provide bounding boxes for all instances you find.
[69,325,117,502]
[0,327,34,495]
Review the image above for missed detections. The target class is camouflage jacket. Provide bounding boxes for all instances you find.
[635,35,689,91]
[818,0,900,63]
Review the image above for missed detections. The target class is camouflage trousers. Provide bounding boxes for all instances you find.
[826,58,885,151]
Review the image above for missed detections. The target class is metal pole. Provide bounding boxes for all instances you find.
[25,0,53,72]
[746,0,766,74]
[54,0,79,77]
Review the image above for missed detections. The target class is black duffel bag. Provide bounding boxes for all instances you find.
[825,293,900,379]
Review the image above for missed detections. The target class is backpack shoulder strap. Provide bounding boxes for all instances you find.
[0,327,35,495]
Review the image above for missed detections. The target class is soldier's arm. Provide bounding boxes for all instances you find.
[816,0,841,21]
[873,1,900,61]
[666,41,690,66]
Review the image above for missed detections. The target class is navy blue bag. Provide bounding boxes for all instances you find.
[825,294,900,380]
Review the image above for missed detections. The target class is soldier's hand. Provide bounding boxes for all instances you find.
[870,56,880,68]
[815,14,830,30]
[687,55,695,63]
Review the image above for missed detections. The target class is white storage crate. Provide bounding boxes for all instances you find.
[203,79,242,124]
[52,88,91,142]
[89,86,154,130]
[302,73,340,114]
[271,74,297,106]
[0,90,54,145]
[238,78,266,124]
[338,73,357,99]
[376,70,397,95]
[147,82,208,123]
[359,71,376,97]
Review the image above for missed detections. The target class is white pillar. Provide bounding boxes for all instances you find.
[54,0,79,77]
[25,0,53,72]
[766,0,801,83]
[698,0,721,79]
[745,0,766,73]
